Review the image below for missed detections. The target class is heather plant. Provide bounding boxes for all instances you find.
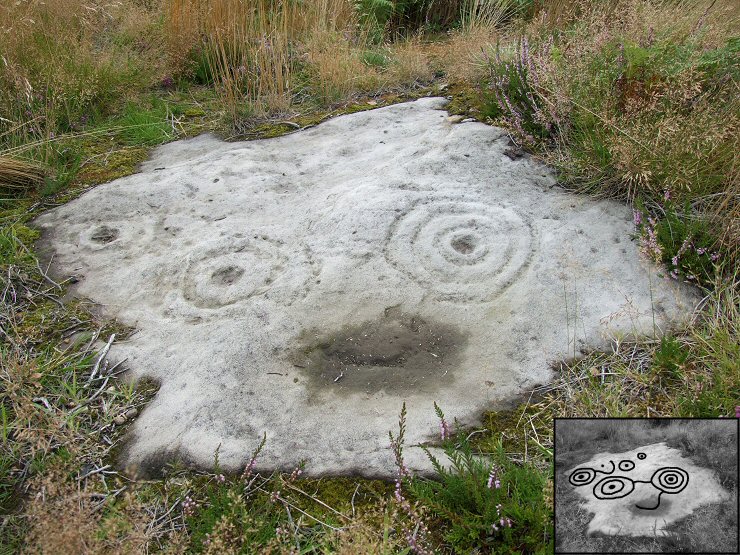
[388,403,435,554]
[485,0,739,273]
[390,403,553,554]
[484,37,557,145]
[633,197,720,286]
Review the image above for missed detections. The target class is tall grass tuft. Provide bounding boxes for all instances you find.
[0,0,163,152]
[0,156,44,195]
[165,0,359,118]
[460,0,525,31]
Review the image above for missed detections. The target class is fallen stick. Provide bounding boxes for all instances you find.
[78,464,111,481]
[255,486,345,532]
[87,333,115,386]
[282,481,350,521]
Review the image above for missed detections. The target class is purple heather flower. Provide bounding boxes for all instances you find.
[491,503,513,533]
[487,467,501,489]
[633,210,642,226]
[182,495,197,516]
[395,481,404,503]
[735,406,740,418]
[244,458,256,477]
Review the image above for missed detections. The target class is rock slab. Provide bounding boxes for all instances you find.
[34,98,698,476]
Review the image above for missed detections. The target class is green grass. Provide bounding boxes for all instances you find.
[362,49,392,69]
[0,0,738,552]
[114,101,177,146]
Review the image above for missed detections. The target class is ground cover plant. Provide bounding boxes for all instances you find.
[1,0,738,552]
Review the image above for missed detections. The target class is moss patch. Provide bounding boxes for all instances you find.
[292,476,394,515]
[76,146,150,186]
[443,82,490,119]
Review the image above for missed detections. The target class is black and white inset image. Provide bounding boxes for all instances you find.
[555,418,739,554]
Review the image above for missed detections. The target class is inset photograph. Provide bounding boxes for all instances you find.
[555,418,739,554]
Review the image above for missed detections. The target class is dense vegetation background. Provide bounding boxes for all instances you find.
[1,0,737,552]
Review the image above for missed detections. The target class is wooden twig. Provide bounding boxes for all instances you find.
[351,483,360,517]
[255,486,345,531]
[78,464,111,481]
[87,333,115,386]
[103,358,127,377]
[282,481,350,520]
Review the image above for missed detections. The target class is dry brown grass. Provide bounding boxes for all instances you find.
[166,0,362,116]
[303,30,381,104]
[163,0,448,120]
[433,26,500,83]
[22,462,152,555]
[0,156,44,193]
[385,36,436,87]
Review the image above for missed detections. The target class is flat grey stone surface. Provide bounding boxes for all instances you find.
[35,98,698,477]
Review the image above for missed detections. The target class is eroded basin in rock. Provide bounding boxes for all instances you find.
[34,98,698,476]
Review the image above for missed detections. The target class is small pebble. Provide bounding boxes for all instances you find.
[114,415,126,425]
[125,408,138,419]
